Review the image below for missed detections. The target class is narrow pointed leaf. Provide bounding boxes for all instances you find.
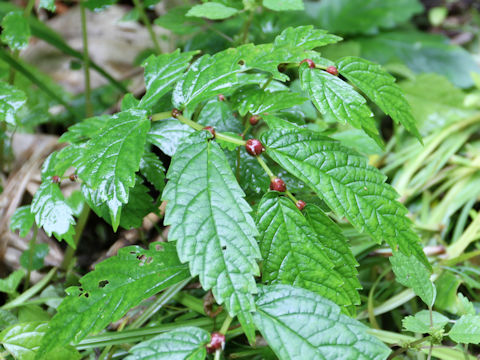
[337,56,421,141]
[163,132,260,328]
[37,242,189,358]
[300,66,381,145]
[140,50,198,110]
[253,284,391,360]
[256,193,353,309]
[125,327,209,360]
[77,109,150,229]
[261,128,430,270]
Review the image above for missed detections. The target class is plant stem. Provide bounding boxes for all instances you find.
[61,206,90,271]
[219,314,233,334]
[285,190,297,203]
[368,266,391,330]
[241,10,254,44]
[2,267,57,310]
[0,122,6,173]
[176,113,204,131]
[151,111,173,121]
[24,225,38,290]
[132,0,161,53]
[216,132,246,146]
[129,278,192,329]
[256,156,274,178]
[80,0,93,117]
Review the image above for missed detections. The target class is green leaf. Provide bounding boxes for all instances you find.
[316,0,423,35]
[0,270,25,294]
[1,11,30,50]
[37,242,189,358]
[263,0,304,11]
[337,56,421,141]
[147,118,194,157]
[84,0,117,11]
[58,116,107,144]
[256,193,356,309]
[163,132,261,338]
[20,244,49,271]
[65,191,85,217]
[0,310,17,331]
[304,204,361,310]
[390,252,435,306]
[449,315,480,344]
[172,50,242,111]
[39,0,56,12]
[261,128,431,270]
[358,31,480,88]
[253,284,391,360]
[186,3,239,20]
[154,6,205,35]
[274,25,341,49]
[125,327,209,360]
[140,151,165,192]
[140,50,198,110]
[402,310,449,334]
[0,322,80,360]
[197,98,243,134]
[76,109,150,230]
[10,205,35,237]
[0,81,27,126]
[299,66,382,146]
[231,87,307,116]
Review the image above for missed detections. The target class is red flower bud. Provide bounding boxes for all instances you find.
[270,177,286,192]
[300,59,316,69]
[245,139,265,156]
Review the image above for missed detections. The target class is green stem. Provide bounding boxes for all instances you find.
[256,155,274,179]
[219,314,233,334]
[174,292,207,315]
[129,278,192,329]
[2,267,57,310]
[241,10,254,44]
[216,132,246,146]
[387,336,433,360]
[285,190,297,204]
[133,0,161,53]
[61,206,90,271]
[368,266,391,330]
[0,122,6,173]
[151,111,173,121]
[80,1,93,117]
[177,114,204,131]
[24,225,38,290]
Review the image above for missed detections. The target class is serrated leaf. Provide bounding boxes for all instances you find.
[390,252,435,306]
[140,50,198,110]
[263,115,299,130]
[120,93,140,110]
[1,11,30,50]
[20,244,49,271]
[402,310,449,334]
[0,269,25,294]
[140,151,165,192]
[274,25,341,49]
[304,204,361,309]
[316,0,423,35]
[37,242,189,358]
[337,56,421,141]
[0,322,80,360]
[31,156,76,248]
[263,0,304,11]
[300,66,382,145]
[186,3,239,20]
[125,326,209,360]
[58,115,107,144]
[449,315,480,344]
[82,178,156,230]
[261,128,431,270]
[197,98,243,134]
[0,310,17,331]
[172,50,242,110]
[10,205,35,237]
[0,81,27,126]
[225,149,270,195]
[76,109,150,230]
[39,0,55,12]
[231,87,307,116]
[147,118,194,157]
[256,193,358,310]
[163,132,261,335]
[253,284,391,360]
[65,191,85,218]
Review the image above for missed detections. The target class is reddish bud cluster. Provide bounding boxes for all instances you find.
[245,139,265,156]
[52,175,61,184]
[326,66,339,76]
[270,177,286,192]
[69,174,78,182]
[296,200,306,211]
[300,59,316,69]
[171,108,182,118]
[218,94,226,102]
[249,115,260,126]
[206,332,225,354]
[203,126,216,138]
